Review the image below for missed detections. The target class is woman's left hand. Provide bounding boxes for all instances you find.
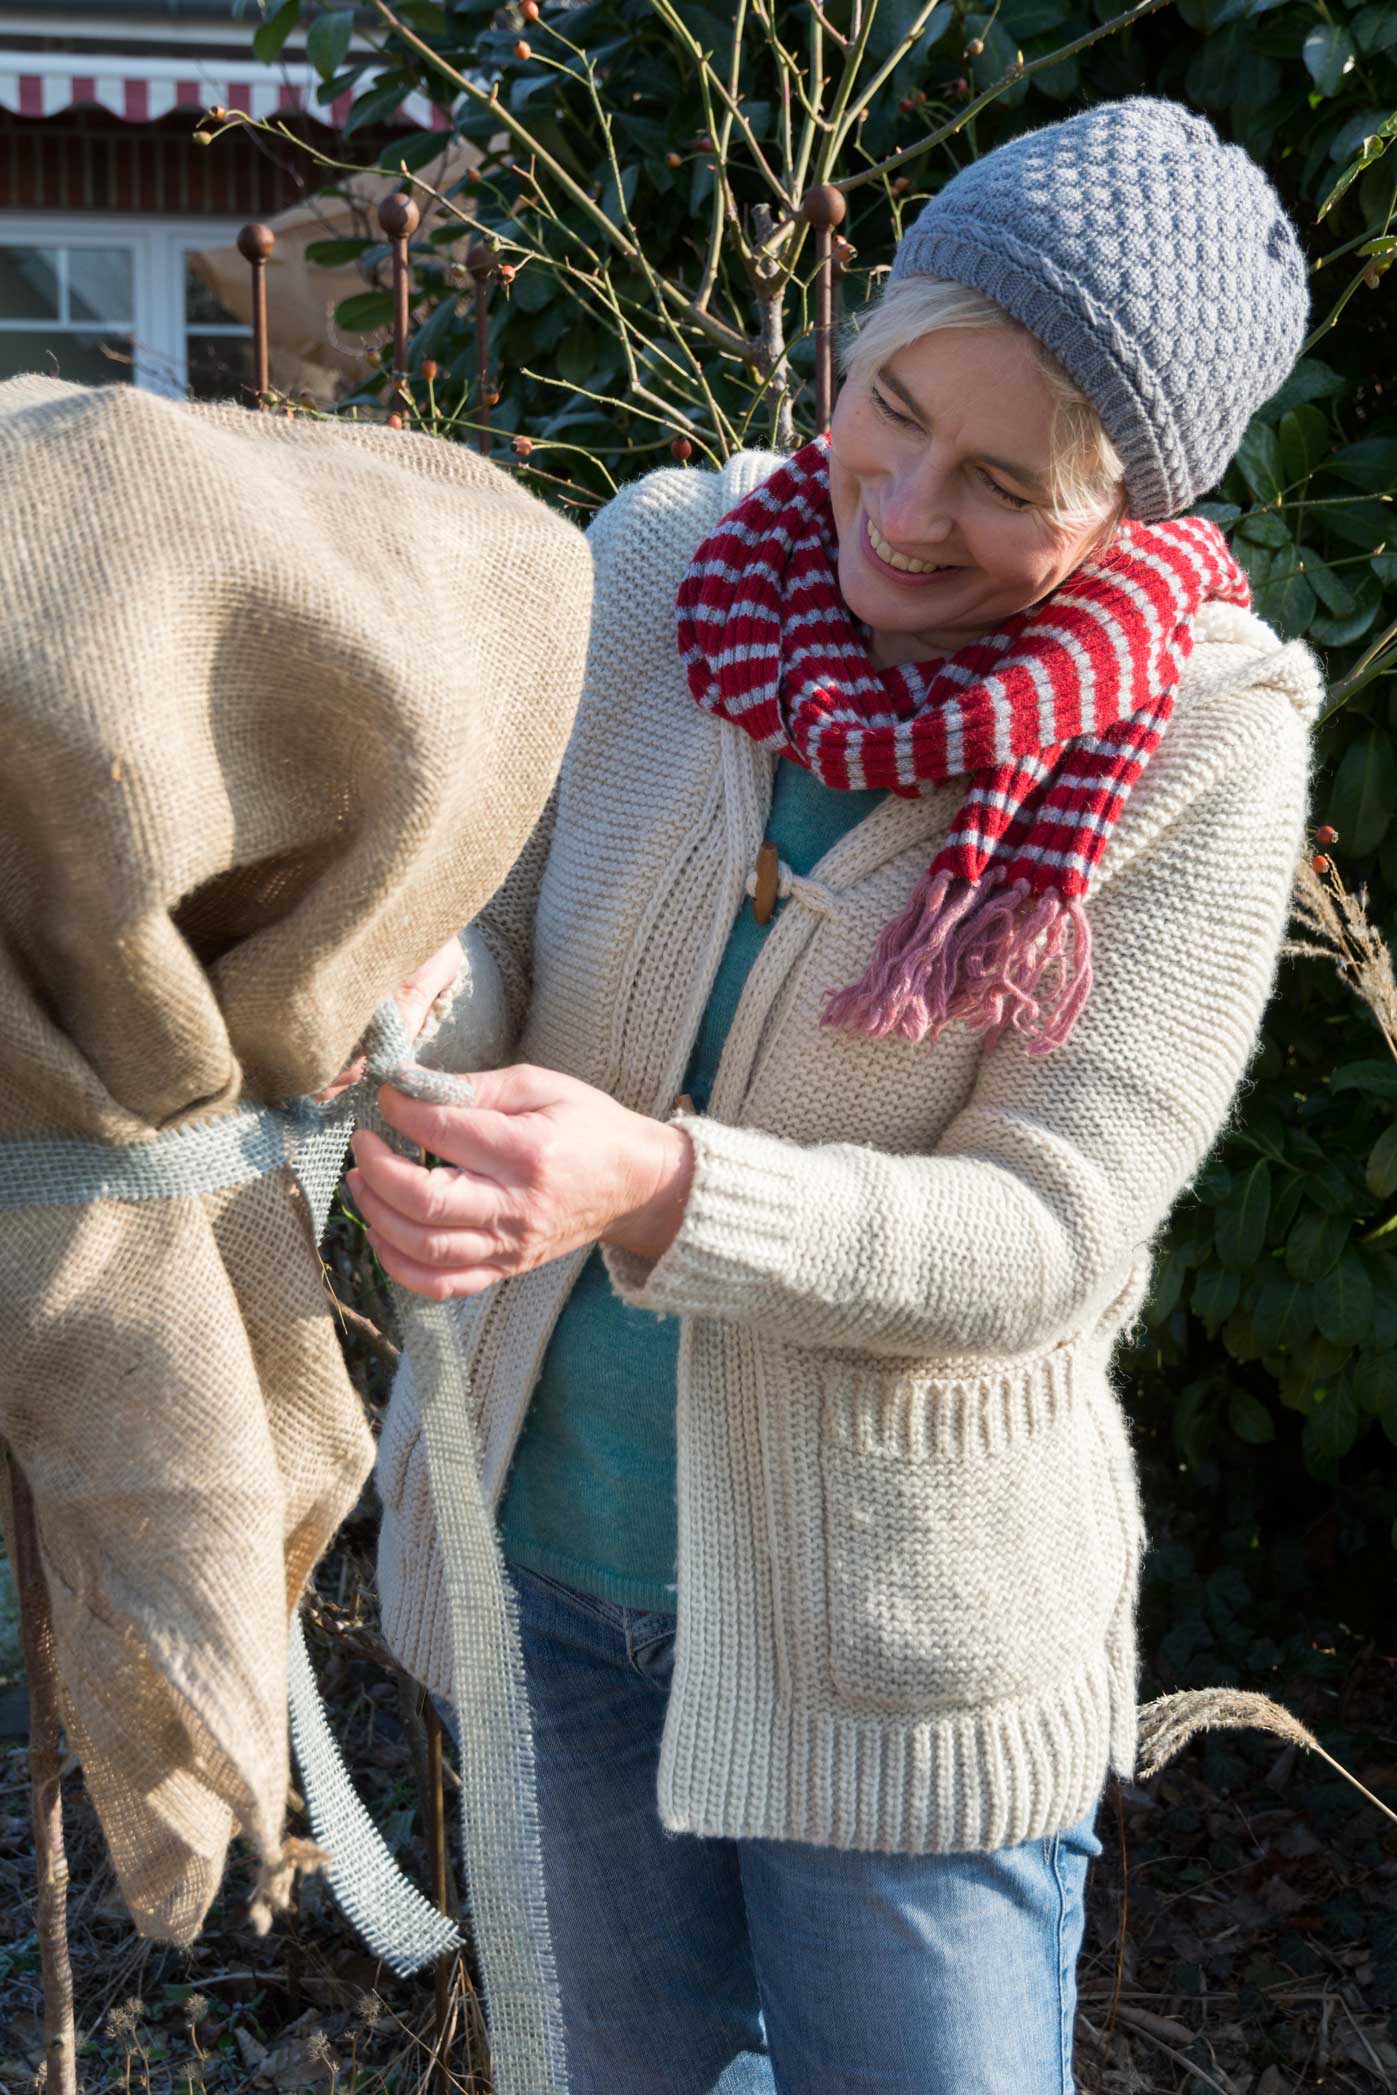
[346,1065,696,1300]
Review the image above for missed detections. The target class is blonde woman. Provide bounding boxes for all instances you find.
[358,97,1320,2094]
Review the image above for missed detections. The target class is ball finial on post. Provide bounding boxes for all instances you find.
[236,223,276,407]
[799,186,847,432]
[799,183,847,230]
[377,193,421,244]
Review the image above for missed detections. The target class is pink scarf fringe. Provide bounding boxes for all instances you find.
[820,866,1094,1057]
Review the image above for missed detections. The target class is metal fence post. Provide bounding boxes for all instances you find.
[236,222,275,406]
[379,194,421,392]
[800,185,847,434]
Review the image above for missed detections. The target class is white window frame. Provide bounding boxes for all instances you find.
[0,212,251,398]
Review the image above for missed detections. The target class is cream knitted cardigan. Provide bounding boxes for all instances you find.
[376,449,1322,1854]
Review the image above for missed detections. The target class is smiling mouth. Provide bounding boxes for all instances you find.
[864,514,958,577]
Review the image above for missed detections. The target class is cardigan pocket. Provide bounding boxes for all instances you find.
[808,1343,1138,1718]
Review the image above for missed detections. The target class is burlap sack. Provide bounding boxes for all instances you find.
[0,374,592,1942]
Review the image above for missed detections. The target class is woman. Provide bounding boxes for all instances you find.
[357,97,1321,2093]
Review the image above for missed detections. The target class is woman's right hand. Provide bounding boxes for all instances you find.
[313,935,464,1103]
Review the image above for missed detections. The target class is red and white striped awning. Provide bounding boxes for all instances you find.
[0,53,449,130]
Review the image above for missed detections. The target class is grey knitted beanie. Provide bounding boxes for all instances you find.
[889,96,1310,521]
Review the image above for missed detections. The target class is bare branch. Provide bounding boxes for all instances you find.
[838,0,1176,193]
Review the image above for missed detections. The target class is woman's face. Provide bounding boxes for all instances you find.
[827,326,1116,669]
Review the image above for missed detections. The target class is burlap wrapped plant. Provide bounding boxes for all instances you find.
[0,374,592,1942]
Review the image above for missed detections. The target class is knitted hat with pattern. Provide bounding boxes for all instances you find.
[889,96,1309,522]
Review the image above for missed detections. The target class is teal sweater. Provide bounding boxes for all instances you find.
[495,756,886,1613]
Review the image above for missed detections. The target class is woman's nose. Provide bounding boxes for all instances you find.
[879,463,956,547]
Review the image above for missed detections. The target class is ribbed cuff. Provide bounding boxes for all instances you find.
[601,1112,805,1320]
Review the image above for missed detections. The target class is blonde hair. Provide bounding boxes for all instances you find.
[838,276,1129,552]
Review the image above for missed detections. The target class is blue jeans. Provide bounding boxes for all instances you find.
[441,1562,1104,2095]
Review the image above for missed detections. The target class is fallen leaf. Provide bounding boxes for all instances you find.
[234,2026,267,2073]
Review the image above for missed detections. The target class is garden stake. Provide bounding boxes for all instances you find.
[4,1443,77,2095]
[467,242,495,455]
[800,184,846,433]
[379,194,421,386]
[236,222,275,405]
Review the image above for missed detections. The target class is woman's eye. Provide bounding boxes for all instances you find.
[982,470,1031,511]
[869,387,914,428]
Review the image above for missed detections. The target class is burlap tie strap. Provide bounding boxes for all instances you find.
[0,1001,568,2095]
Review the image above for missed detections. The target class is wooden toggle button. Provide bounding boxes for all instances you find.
[671,1092,696,1117]
[752,839,780,925]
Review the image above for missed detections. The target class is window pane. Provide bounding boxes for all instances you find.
[185,261,242,329]
[0,247,60,320]
[185,332,254,402]
[0,332,134,386]
[68,248,134,325]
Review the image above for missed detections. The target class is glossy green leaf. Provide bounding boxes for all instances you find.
[1307,1156,1367,1216]
[1351,1350,1394,1414]
[1303,1380,1361,1467]
[1332,1060,1397,1099]
[333,290,394,332]
[1193,1265,1242,1331]
[1228,1387,1276,1444]
[1309,570,1381,648]
[1323,498,1393,551]
[1237,509,1292,549]
[1354,3,1397,52]
[1278,405,1329,486]
[1286,1205,1350,1282]
[1145,1246,1188,1325]
[1312,1252,1374,1347]
[1301,1330,1352,1379]
[1325,437,1397,492]
[1194,1157,1233,1206]
[1271,1172,1308,1239]
[253,0,301,64]
[1217,1161,1272,1269]
[1251,1266,1312,1349]
[1303,23,1356,96]
[307,7,354,78]
[1301,551,1354,619]
[343,75,415,135]
[1328,733,1397,857]
[1223,1307,1266,1363]
[1366,1123,1397,1199]
[1256,571,1316,641]
[1234,418,1284,504]
[304,239,373,268]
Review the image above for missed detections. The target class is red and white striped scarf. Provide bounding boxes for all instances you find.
[675,436,1250,1055]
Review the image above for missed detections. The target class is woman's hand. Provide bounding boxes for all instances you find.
[313,936,465,1104]
[346,1064,695,1300]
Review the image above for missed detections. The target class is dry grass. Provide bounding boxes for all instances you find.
[1286,852,1397,1064]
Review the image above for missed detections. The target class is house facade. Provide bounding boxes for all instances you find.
[0,2,447,399]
